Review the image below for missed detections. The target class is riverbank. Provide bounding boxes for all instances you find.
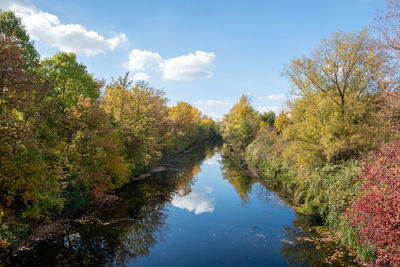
[220,145,369,266]
[1,144,367,266]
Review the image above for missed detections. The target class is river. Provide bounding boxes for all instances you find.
[7,144,357,266]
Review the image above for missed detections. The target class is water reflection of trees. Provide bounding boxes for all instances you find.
[221,150,358,267]
[220,151,254,202]
[10,143,218,266]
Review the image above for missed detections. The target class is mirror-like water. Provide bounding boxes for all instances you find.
[6,145,357,266]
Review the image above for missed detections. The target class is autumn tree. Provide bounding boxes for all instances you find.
[285,30,389,117]
[69,97,129,199]
[282,30,392,169]
[220,95,260,151]
[0,35,66,221]
[375,0,400,59]
[166,101,202,153]
[103,74,169,175]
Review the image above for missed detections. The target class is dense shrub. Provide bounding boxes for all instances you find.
[347,139,400,266]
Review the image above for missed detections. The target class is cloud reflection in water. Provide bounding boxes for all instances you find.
[172,186,215,215]
[205,154,221,165]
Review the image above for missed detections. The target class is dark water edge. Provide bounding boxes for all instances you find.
[1,143,359,266]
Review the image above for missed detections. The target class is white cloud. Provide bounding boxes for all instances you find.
[160,51,216,80]
[133,72,150,81]
[257,105,281,113]
[124,49,216,81]
[1,0,127,56]
[194,100,231,107]
[267,94,286,101]
[125,50,161,72]
[172,186,215,215]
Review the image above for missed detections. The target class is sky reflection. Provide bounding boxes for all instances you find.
[172,186,215,215]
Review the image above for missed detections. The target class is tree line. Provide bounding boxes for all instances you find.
[0,10,218,250]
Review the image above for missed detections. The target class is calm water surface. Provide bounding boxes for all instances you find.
[8,145,356,266]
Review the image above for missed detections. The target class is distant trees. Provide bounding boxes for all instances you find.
[260,111,275,126]
[220,95,260,151]
[166,101,201,153]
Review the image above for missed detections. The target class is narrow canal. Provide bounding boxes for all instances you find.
[8,144,357,266]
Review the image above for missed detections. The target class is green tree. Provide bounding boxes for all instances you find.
[38,52,99,112]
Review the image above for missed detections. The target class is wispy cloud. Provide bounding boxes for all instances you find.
[0,0,127,56]
[125,49,216,81]
[267,94,285,101]
[194,99,232,107]
[256,105,281,113]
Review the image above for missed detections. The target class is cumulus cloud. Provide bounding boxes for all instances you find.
[125,49,216,81]
[1,0,127,56]
[172,186,215,215]
[125,50,161,72]
[133,72,150,81]
[160,51,215,80]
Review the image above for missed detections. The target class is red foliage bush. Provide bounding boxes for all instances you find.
[347,139,400,266]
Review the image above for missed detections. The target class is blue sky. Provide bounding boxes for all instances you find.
[1,0,385,119]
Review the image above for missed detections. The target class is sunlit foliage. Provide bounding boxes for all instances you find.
[220,95,260,151]
[103,75,169,175]
[282,30,392,170]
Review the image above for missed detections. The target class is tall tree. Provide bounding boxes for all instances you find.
[285,30,390,117]
[282,30,393,167]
